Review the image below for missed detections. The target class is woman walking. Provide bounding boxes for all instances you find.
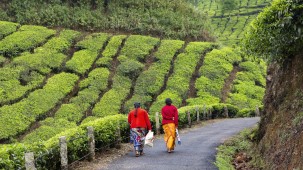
[161,98,178,153]
[128,102,152,157]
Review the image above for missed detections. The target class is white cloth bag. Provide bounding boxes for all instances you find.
[144,131,154,147]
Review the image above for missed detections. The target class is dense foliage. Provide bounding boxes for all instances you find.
[0,0,214,41]
[192,0,272,44]
[0,19,267,168]
[244,0,303,61]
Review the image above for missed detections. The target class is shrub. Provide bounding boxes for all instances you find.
[0,21,19,39]
[76,33,109,51]
[116,60,144,79]
[244,0,303,61]
[0,73,78,140]
[0,25,55,57]
[21,118,76,144]
[238,108,256,117]
[0,115,127,169]
[65,50,98,74]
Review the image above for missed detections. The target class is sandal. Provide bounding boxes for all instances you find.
[135,151,140,157]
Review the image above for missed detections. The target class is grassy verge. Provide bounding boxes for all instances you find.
[215,127,264,169]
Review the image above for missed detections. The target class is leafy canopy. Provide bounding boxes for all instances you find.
[244,0,303,62]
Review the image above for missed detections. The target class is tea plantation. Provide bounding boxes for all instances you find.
[0,0,270,168]
[190,0,272,44]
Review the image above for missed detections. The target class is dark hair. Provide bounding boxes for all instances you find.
[134,102,140,117]
[165,98,172,105]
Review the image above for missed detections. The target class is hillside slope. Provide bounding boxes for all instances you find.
[0,21,265,145]
[245,0,303,168]
[192,0,272,44]
[0,0,214,41]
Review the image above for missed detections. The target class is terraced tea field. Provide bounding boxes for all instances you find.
[0,20,266,169]
[193,0,272,44]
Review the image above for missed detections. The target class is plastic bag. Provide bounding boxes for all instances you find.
[144,131,154,147]
[176,128,181,145]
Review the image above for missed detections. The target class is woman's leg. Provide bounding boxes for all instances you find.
[163,123,176,152]
[131,128,146,156]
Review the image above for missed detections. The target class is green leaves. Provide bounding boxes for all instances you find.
[65,50,98,74]
[0,25,55,57]
[76,33,109,51]
[0,21,19,39]
[244,0,303,61]
[0,72,78,140]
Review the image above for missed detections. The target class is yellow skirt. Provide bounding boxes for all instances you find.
[163,123,176,150]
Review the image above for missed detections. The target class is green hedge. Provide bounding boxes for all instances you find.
[21,68,110,143]
[96,35,127,67]
[187,47,241,106]
[0,29,81,105]
[0,70,44,104]
[0,20,19,39]
[120,35,159,61]
[0,72,78,140]
[124,40,184,110]
[0,0,213,41]
[76,33,109,51]
[226,60,266,110]
[14,52,67,74]
[102,35,127,58]
[36,29,81,53]
[116,60,144,79]
[0,25,56,57]
[149,42,216,114]
[65,50,98,75]
[92,75,132,117]
[21,118,77,144]
[66,33,109,75]
[13,29,81,74]
[0,114,128,169]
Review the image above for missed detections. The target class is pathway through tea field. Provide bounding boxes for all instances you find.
[102,117,260,170]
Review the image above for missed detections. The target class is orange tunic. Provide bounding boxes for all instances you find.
[128,108,152,130]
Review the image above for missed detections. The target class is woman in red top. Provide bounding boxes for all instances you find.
[161,98,178,153]
[128,102,152,157]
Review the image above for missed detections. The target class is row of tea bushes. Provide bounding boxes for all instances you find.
[0,114,128,169]
[65,33,110,75]
[0,25,56,57]
[149,42,216,114]
[0,29,81,105]
[124,40,185,110]
[21,68,110,144]
[226,60,266,110]
[96,35,127,67]
[0,72,79,140]
[187,47,242,105]
[92,35,160,117]
[0,21,19,39]
[196,0,271,44]
[13,29,81,74]
[20,33,120,143]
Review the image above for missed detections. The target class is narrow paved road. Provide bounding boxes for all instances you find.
[103,117,260,170]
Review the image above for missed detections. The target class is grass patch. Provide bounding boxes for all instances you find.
[215,127,264,169]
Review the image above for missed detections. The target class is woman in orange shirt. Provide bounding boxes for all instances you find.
[128,102,152,157]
